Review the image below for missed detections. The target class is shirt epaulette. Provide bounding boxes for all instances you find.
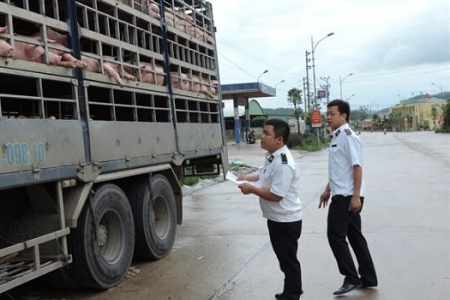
[281,153,288,164]
[344,129,352,135]
[335,129,341,137]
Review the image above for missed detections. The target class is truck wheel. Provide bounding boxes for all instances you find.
[67,183,135,289]
[128,174,177,260]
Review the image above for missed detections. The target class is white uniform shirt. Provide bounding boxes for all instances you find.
[257,145,302,222]
[329,123,365,197]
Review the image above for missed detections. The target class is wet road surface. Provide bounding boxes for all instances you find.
[4,131,450,300]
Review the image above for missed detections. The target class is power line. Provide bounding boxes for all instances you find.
[346,63,449,83]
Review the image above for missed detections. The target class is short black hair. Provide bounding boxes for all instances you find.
[327,99,350,122]
[264,119,290,144]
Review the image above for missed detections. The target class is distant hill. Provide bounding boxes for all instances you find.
[400,92,449,104]
[262,108,295,115]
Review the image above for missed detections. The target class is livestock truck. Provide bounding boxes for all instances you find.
[0,0,226,293]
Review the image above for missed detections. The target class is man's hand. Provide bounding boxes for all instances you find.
[238,182,253,195]
[319,190,331,209]
[238,173,259,182]
[349,196,361,212]
[237,174,247,181]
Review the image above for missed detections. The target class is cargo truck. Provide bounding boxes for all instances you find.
[0,0,226,293]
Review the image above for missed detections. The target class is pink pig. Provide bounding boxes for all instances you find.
[1,26,84,68]
[82,55,137,87]
[0,26,14,58]
[125,62,165,85]
[189,75,217,98]
[13,37,62,66]
[170,72,190,90]
[117,0,161,19]
[32,28,87,69]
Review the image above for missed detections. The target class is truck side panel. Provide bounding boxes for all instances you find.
[89,121,177,163]
[177,123,223,152]
[0,120,85,172]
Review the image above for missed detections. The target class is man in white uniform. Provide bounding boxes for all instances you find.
[238,119,303,300]
[319,100,378,295]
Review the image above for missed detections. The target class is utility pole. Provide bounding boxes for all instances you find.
[302,77,307,113]
[305,50,312,112]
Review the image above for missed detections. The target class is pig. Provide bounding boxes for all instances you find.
[117,0,161,19]
[1,26,84,69]
[82,55,137,87]
[42,27,69,47]
[124,62,165,85]
[32,28,87,69]
[143,1,161,19]
[13,37,63,66]
[140,62,165,85]
[164,10,213,44]
[194,27,214,44]
[209,79,219,96]
[28,36,85,69]
[189,74,216,98]
[170,72,189,90]
[0,26,14,57]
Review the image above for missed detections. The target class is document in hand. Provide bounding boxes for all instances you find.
[225,171,262,187]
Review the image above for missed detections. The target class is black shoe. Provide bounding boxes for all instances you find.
[333,283,360,295]
[275,292,302,300]
[360,284,377,289]
[361,280,378,288]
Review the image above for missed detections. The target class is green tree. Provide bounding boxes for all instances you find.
[431,107,438,125]
[251,116,267,127]
[388,112,403,131]
[372,114,380,130]
[287,88,303,134]
[349,107,369,129]
[442,99,450,131]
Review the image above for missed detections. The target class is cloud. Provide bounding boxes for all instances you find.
[209,0,450,108]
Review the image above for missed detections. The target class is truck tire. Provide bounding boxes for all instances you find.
[66,183,135,289]
[128,174,177,260]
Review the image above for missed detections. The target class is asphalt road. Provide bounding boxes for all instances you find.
[5,131,450,300]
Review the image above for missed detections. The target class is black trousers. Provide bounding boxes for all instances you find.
[268,219,303,300]
[327,195,378,286]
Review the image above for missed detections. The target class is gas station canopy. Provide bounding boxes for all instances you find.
[221,82,275,105]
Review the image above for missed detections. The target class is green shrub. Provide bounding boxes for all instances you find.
[287,132,329,151]
[304,132,319,144]
[252,116,267,127]
[287,133,303,148]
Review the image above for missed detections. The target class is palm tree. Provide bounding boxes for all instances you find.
[287,88,303,134]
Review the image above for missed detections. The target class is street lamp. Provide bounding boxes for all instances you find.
[257,69,269,84]
[431,82,443,93]
[339,73,353,100]
[275,79,285,89]
[311,32,334,109]
[345,94,355,101]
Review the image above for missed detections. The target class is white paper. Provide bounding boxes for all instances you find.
[225,171,245,184]
[226,171,262,187]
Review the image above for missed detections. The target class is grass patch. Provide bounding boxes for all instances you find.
[182,174,219,186]
[293,142,328,152]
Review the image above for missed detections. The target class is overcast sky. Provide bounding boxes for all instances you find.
[209,0,449,111]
